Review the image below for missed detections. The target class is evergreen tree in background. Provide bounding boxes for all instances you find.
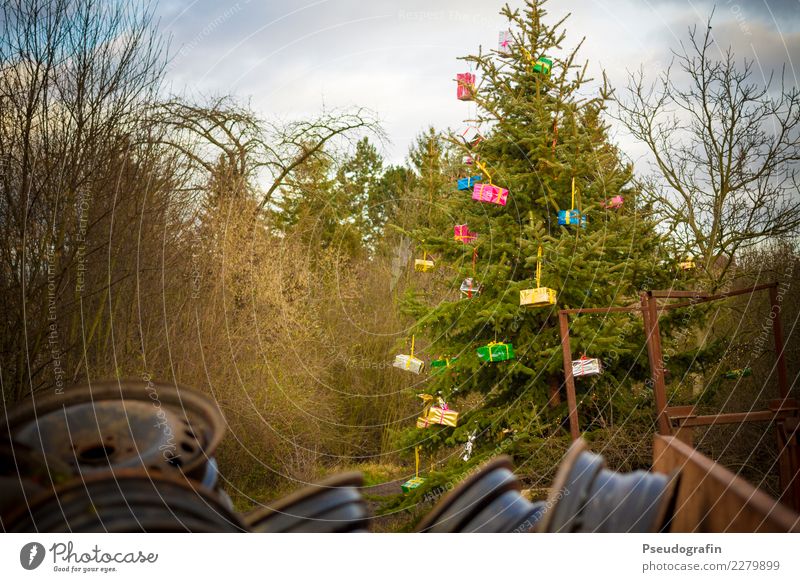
[400,0,680,460]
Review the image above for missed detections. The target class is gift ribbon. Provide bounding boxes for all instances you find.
[571,177,576,211]
[565,177,576,224]
[415,445,420,478]
[474,159,493,186]
[405,335,415,369]
[536,245,543,288]
[434,399,449,425]
[520,46,535,66]
[468,247,479,298]
[564,177,584,225]
[418,393,434,428]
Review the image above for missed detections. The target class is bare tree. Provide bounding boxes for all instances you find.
[150,97,384,215]
[0,0,169,402]
[616,20,800,288]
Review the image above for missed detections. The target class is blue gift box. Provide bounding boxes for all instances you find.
[457,175,482,191]
[558,209,587,227]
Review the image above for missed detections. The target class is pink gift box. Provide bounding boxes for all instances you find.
[472,183,508,206]
[454,224,477,243]
[603,195,624,209]
[457,73,475,101]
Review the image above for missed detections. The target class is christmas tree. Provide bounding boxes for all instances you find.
[400,0,678,461]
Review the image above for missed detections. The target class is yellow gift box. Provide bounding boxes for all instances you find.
[416,405,459,428]
[414,259,435,272]
[520,286,556,307]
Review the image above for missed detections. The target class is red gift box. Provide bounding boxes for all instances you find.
[457,73,476,101]
[454,224,477,243]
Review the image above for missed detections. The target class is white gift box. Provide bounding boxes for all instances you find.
[460,126,484,148]
[498,30,513,53]
[393,354,425,374]
[459,278,482,296]
[571,357,602,377]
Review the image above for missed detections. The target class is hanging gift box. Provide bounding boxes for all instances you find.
[402,445,426,493]
[460,126,484,149]
[430,357,458,374]
[456,73,476,101]
[558,177,587,227]
[416,394,458,428]
[414,259,434,271]
[476,342,515,362]
[454,224,477,243]
[533,56,552,75]
[415,250,434,272]
[463,155,474,165]
[417,401,459,428]
[457,175,482,191]
[393,335,424,374]
[571,355,602,377]
[558,209,587,227]
[459,277,483,297]
[520,245,556,307]
[603,195,624,209]
[520,286,556,307]
[418,405,459,428]
[393,354,424,374]
[471,159,508,205]
[401,476,426,492]
[498,30,513,54]
[723,367,752,380]
[472,183,508,206]
[679,259,695,270]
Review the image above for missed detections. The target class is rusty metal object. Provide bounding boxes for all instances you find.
[538,439,677,532]
[416,456,542,533]
[0,440,72,523]
[4,470,244,532]
[245,472,369,533]
[0,379,225,480]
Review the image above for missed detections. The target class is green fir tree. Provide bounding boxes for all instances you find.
[399,0,678,464]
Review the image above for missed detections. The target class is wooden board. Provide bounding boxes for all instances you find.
[652,435,800,532]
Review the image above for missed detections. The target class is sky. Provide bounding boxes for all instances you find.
[154,0,800,166]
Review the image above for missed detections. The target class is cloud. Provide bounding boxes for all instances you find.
[155,0,800,164]
[643,0,800,25]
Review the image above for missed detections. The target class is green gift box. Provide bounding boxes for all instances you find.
[723,367,752,380]
[401,476,426,493]
[533,56,552,75]
[476,342,515,362]
[430,357,458,374]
